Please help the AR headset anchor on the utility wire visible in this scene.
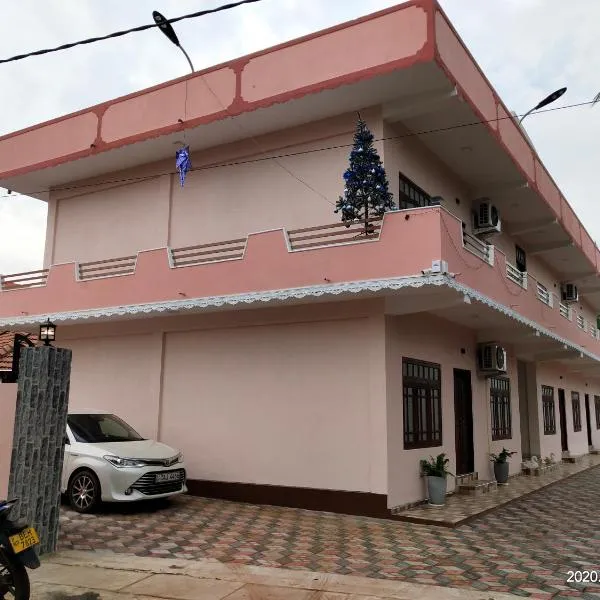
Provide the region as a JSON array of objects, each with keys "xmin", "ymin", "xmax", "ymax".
[
  {"xmin": 0, "ymin": 0, "xmax": 264, "ymax": 65},
  {"xmin": 0, "ymin": 97, "xmax": 594, "ymax": 200}
]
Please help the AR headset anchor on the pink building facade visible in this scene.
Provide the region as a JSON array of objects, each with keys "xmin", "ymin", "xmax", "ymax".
[{"xmin": 1, "ymin": 0, "xmax": 600, "ymax": 514}]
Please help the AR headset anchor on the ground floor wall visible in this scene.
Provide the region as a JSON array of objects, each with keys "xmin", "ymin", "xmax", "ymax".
[
  {"xmin": 385, "ymin": 313, "xmax": 522, "ymax": 508},
  {"xmin": 57, "ymin": 301, "xmax": 599, "ymax": 516},
  {"xmin": 61, "ymin": 300, "xmax": 389, "ymax": 510},
  {"xmin": 533, "ymin": 362, "xmax": 600, "ymax": 459}
]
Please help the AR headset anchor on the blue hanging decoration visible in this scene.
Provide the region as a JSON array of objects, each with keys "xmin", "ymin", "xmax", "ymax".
[{"xmin": 175, "ymin": 145, "xmax": 191, "ymax": 187}]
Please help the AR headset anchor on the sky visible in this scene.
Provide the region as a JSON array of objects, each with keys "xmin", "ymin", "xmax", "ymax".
[{"xmin": 0, "ymin": 0, "xmax": 599, "ymax": 273}]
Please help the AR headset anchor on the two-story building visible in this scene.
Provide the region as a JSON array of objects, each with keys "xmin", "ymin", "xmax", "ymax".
[{"xmin": 1, "ymin": 0, "xmax": 599, "ymax": 517}]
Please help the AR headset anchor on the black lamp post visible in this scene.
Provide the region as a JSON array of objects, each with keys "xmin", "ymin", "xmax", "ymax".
[
  {"xmin": 39, "ymin": 318, "xmax": 56, "ymax": 347},
  {"xmin": 519, "ymin": 87, "xmax": 567, "ymax": 123},
  {"xmin": 152, "ymin": 10, "xmax": 195, "ymax": 73}
]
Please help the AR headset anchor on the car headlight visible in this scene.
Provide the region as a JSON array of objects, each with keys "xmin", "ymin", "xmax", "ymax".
[{"xmin": 103, "ymin": 455, "xmax": 146, "ymax": 468}]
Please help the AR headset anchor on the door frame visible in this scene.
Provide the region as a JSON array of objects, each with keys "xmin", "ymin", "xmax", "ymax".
[
  {"xmin": 453, "ymin": 368, "xmax": 474, "ymax": 475},
  {"xmin": 585, "ymin": 394, "xmax": 593, "ymax": 448},
  {"xmin": 558, "ymin": 388, "xmax": 568, "ymax": 452}
]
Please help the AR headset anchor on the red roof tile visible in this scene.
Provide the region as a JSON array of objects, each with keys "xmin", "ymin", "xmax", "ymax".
[{"xmin": 0, "ymin": 331, "xmax": 38, "ymax": 370}]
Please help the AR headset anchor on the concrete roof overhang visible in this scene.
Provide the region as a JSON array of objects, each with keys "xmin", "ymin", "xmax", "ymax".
[{"xmin": 0, "ymin": 0, "xmax": 598, "ymax": 308}]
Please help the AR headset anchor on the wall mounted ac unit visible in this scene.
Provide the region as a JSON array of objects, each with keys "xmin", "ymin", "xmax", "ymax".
[
  {"xmin": 477, "ymin": 343, "xmax": 507, "ymax": 375},
  {"xmin": 473, "ymin": 200, "xmax": 501, "ymax": 235},
  {"xmin": 560, "ymin": 283, "xmax": 579, "ymax": 303}
]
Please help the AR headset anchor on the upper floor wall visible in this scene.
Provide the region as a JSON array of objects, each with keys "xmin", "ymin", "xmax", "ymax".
[{"xmin": 45, "ymin": 108, "xmax": 384, "ymax": 266}]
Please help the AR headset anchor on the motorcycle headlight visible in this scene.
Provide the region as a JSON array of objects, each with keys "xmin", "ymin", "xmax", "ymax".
[{"xmin": 103, "ymin": 455, "xmax": 146, "ymax": 468}]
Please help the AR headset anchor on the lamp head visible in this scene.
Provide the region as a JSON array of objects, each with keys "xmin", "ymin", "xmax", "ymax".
[{"xmin": 152, "ymin": 10, "xmax": 180, "ymax": 47}]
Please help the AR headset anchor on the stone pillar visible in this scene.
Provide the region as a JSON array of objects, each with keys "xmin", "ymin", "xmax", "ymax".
[{"xmin": 8, "ymin": 346, "xmax": 72, "ymax": 555}]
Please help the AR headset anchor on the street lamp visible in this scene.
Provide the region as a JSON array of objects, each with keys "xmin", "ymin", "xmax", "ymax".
[
  {"xmin": 152, "ymin": 10, "xmax": 195, "ymax": 73},
  {"xmin": 39, "ymin": 318, "xmax": 56, "ymax": 346},
  {"xmin": 519, "ymin": 87, "xmax": 567, "ymax": 123}
]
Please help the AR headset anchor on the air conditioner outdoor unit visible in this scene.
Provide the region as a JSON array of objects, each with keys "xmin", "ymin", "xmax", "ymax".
[
  {"xmin": 561, "ymin": 283, "xmax": 579, "ymax": 303},
  {"xmin": 477, "ymin": 343, "xmax": 507, "ymax": 375},
  {"xmin": 473, "ymin": 200, "xmax": 501, "ymax": 235}
]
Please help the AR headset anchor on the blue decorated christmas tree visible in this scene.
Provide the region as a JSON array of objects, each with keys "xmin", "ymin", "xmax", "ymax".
[{"xmin": 334, "ymin": 116, "xmax": 395, "ymax": 233}]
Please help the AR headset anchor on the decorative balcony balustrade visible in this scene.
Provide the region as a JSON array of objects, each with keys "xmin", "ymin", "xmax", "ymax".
[
  {"xmin": 287, "ymin": 217, "xmax": 383, "ymax": 251},
  {"xmin": 170, "ymin": 238, "xmax": 247, "ymax": 268},
  {"xmin": 78, "ymin": 256, "xmax": 136, "ymax": 280},
  {"xmin": 536, "ymin": 283, "xmax": 553, "ymax": 308},
  {"xmin": 559, "ymin": 302, "xmax": 572, "ymax": 321},
  {"xmin": 462, "ymin": 230, "xmax": 494, "ymax": 266},
  {"xmin": 0, "ymin": 269, "xmax": 48, "ymax": 290},
  {"xmin": 0, "ymin": 207, "xmax": 596, "ymax": 356},
  {"xmin": 506, "ymin": 262, "xmax": 528, "ymax": 289}
]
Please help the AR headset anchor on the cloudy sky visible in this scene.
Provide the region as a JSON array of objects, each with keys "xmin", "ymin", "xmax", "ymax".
[{"xmin": 0, "ymin": 0, "xmax": 598, "ymax": 273}]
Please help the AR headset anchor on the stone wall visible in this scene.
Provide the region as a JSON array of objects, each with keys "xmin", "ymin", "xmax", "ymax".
[{"xmin": 8, "ymin": 346, "xmax": 72, "ymax": 555}]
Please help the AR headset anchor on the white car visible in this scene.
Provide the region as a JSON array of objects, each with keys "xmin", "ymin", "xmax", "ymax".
[{"xmin": 62, "ymin": 411, "xmax": 187, "ymax": 513}]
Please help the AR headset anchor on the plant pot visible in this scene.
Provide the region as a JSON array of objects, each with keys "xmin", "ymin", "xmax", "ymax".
[
  {"xmin": 426, "ymin": 475, "xmax": 447, "ymax": 506},
  {"xmin": 494, "ymin": 461, "xmax": 509, "ymax": 484}
]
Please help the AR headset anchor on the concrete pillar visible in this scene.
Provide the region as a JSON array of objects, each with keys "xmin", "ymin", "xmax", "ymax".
[{"xmin": 8, "ymin": 346, "xmax": 72, "ymax": 555}]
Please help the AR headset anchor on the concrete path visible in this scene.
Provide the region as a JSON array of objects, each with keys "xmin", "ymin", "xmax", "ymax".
[{"xmin": 32, "ymin": 551, "xmax": 522, "ymax": 599}]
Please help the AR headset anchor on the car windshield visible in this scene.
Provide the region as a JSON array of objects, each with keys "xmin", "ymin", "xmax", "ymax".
[{"xmin": 67, "ymin": 414, "xmax": 144, "ymax": 443}]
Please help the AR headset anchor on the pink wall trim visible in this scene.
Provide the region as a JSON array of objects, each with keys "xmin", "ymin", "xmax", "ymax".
[
  {"xmin": 0, "ymin": 384, "xmax": 17, "ymax": 499},
  {"xmin": 0, "ymin": 112, "xmax": 97, "ymax": 175},
  {"xmin": 0, "ymin": 208, "xmax": 443, "ymax": 318},
  {"xmin": 240, "ymin": 6, "xmax": 428, "ymax": 103},
  {"xmin": 0, "ymin": 1, "xmax": 432, "ymax": 181},
  {"xmin": 434, "ymin": 11, "xmax": 497, "ymax": 131},
  {"xmin": 433, "ymin": 4, "xmax": 599, "ymax": 276},
  {"xmin": 497, "ymin": 105, "xmax": 535, "ymax": 181},
  {"xmin": 101, "ymin": 68, "xmax": 236, "ymax": 144},
  {"xmin": 2, "ymin": 207, "xmax": 600, "ymax": 357},
  {"xmin": 535, "ymin": 161, "xmax": 561, "ymax": 219}
]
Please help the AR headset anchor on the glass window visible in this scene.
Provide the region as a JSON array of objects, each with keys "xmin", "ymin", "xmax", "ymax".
[
  {"xmin": 490, "ymin": 377, "xmax": 512, "ymax": 440},
  {"xmin": 403, "ymin": 358, "xmax": 442, "ymax": 449},
  {"xmin": 542, "ymin": 385, "xmax": 556, "ymax": 435}
]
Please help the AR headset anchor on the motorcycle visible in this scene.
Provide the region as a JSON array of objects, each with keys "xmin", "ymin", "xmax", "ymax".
[{"xmin": 0, "ymin": 500, "xmax": 40, "ymax": 600}]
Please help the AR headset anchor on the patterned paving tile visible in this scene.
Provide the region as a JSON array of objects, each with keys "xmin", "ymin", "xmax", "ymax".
[
  {"xmin": 59, "ymin": 466, "xmax": 600, "ymax": 599},
  {"xmin": 397, "ymin": 455, "xmax": 600, "ymax": 525}
]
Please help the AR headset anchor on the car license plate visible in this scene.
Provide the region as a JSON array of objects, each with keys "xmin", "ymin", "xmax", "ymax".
[
  {"xmin": 9, "ymin": 527, "xmax": 39, "ymax": 554},
  {"xmin": 155, "ymin": 471, "xmax": 182, "ymax": 483}
]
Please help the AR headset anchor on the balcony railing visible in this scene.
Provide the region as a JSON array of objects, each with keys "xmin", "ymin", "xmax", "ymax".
[
  {"xmin": 536, "ymin": 283, "xmax": 553, "ymax": 307},
  {"xmin": 170, "ymin": 238, "xmax": 247, "ymax": 268},
  {"xmin": 0, "ymin": 269, "xmax": 49, "ymax": 290},
  {"xmin": 506, "ymin": 262, "xmax": 527, "ymax": 289},
  {"xmin": 78, "ymin": 256, "xmax": 136, "ymax": 280},
  {"xmin": 559, "ymin": 302, "xmax": 572, "ymax": 321},
  {"xmin": 462, "ymin": 230, "xmax": 494, "ymax": 266},
  {"xmin": 590, "ymin": 327, "xmax": 599, "ymax": 340},
  {"xmin": 287, "ymin": 217, "xmax": 382, "ymax": 251},
  {"xmin": 577, "ymin": 314, "xmax": 586, "ymax": 331}
]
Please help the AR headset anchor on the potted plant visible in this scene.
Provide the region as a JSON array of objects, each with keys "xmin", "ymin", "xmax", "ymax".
[
  {"xmin": 420, "ymin": 453, "xmax": 453, "ymax": 506},
  {"xmin": 490, "ymin": 448, "xmax": 516, "ymax": 484}
]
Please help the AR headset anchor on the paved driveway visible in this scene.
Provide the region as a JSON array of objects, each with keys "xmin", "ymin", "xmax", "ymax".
[{"xmin": 59, "ymin": 467, "xmax": 600, "ymax": 599}]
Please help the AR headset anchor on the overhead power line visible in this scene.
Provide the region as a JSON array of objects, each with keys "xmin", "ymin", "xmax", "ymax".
[
  {"xmin": 0, "ymin": 0, "xmax": 264, "ymax": 65},
  {"xmin": 0, "ymin": 97, "xmax": 594, "ymax": 201}
]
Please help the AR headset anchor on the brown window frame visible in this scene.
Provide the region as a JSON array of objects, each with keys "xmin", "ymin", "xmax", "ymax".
[
  {"xmin": 398, "ymin": 173, "xmax": 432, "ymax": 210},
  {"xmin": 595, "ymin": 395, "xmax": 600, "ymax": 430},
  {"xmin": 541, "ymin": 385, "xmax": 556, "ymax": 435},
  {"xmin": 402, "ymin": 358, "xmax": 442, "ymax": 450},
  {"xmin": 572, "ymin": 392, "xmax": 582, "ymax": 432},
  {"xmin": 490, "ymin": 377, "xmax": 512, "ymax": 441}
]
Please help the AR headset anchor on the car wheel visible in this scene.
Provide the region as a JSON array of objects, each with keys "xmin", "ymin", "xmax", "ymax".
[{"xmin": 68, "ymin": 470, "xmax": 101, "ymax": 514}]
